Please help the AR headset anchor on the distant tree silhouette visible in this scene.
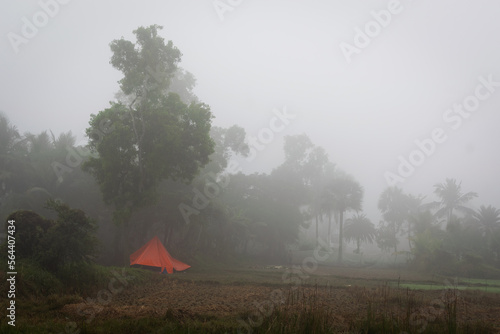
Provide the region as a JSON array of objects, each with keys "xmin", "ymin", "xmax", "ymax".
[
  {"xmin": 344, "ymin": 213, "xmax": 375, "ymax": 254},
  {"xmin": 432, "ymin": 178, "xmax": 477, "ymax": 226}
]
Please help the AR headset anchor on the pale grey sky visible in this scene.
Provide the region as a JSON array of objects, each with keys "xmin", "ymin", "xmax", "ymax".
[{"xmin": 2, "ymin": 0, "xmax": 500, "ymax": 222}]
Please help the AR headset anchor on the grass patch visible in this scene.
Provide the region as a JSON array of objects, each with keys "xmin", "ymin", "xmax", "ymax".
[
  {"xmin": 397, "ymin": 278, "xmax": 500, "ymax": 293},
  {"xmin": 456, "ymin": 277, "xmax": 500, "ymax": 286}
]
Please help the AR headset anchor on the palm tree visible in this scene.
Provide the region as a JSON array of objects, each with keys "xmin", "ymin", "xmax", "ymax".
[
  {"xmin": 0, "ymin": 115, "xmax": 19, "ymax": 194},
  {"xmin": 51, "ymin": 130, "xmax": 76, "ymax": 151},
  {"xmin": 474, "ymin": 205, "xmax": 500, "ymax": 237},
  {"xmin": 474, "ymin": 205, "xmax": 500, "ymax": 261},
  {"xmin": 433, "ymin": 178, "xmax": 477, "ymax": 226},
  {"xmin": 25, "ymin": 131, "xmax": 54, "ymax": 153},
  {"xmin": 0, "ymin": 113, "xmax": 22, "ymax": 155},
  {"xmin": 344, "ymin": 213, "xmax": 376, "ymax": 254},
  {"xmin": 325, "ymin": 174, "xmax": 363, "ymax": 262}
]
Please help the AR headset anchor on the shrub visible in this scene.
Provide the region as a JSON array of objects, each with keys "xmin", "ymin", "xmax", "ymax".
[
  {"xmin": 37, "ymin": 200, "xmax": 99, "ymax": 272},
  {"xmin": 3, "ymin": 210, "xmax": 52, "ymax": 258}
]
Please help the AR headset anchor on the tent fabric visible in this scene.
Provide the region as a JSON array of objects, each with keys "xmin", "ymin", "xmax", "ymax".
[{"xmin": 130, "ymin": 236, "xmax": 190, "ymax": 274}]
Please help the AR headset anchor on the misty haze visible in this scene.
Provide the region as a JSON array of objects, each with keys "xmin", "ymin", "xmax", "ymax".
[{"xmin": 1, "ymin": 1, "xmax": 500, "ymax": 333}]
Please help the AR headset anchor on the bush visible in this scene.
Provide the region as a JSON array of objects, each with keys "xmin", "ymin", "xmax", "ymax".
[
  {"xmin": 2, "ymin": 200, "xmax": 100, "ymax": 277},
  {"xmin": 37, "ymin": 200, "xmax": 99, "ymax": 272},
  {"xmin": 3, "ymin": 210, "xmax": 52, "ymax": 258}
]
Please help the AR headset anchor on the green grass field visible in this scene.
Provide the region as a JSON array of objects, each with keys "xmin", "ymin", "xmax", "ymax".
[{"xmin": 396, "ymin": 277, "xmax": 500, "ymax": 293}]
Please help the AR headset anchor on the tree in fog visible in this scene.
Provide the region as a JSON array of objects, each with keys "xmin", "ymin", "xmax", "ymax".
[
  {"xmin": 378, "ymin": 187, "xmax": 423, "ymax": 252},
  {"xmin": 408, "ymin": 210, "xmax": 445, "ymax": 270},
  {"xmin": 0, "ymin": 114, "xmax": 25, "ymax": 203},
  {"xmin": 473, "ymin": 205, "xmax": 500, "ymax": 237},
  {"xmin": 168, "ymin": 67, "xmax": 199, "ymax": 104},
  {"xmin": 404, "ymin": 194, "xmax": 426, "ymax": 250},
  {"xmin": 0, "ymin": 120, "xmax": 100, "ymax": 222},
  {"xmin": 432, "ymin": 178, "xmax": 477, "ymax": 227},
  {"xmin": 276, "ymin": 134, "xmax": 315, "ymax": 205},
  {"xmin": 344, "ymin": 213, "xmax": 375, "ymax": 254},
  {"xmin": 204, "ymin": 125, "xmax": 249, "ymax": 174},
  {"xmin": 325, "ymin": 174, "xmax": 363, "ymax": 262},
  {"xmin": 220, "ymin": 172, "xmax": 302, "ymax": 260},
  {"xmin": 50, "ymin": 130, "xmax": 76, "ymax": 151},
  {"xmin": 183, "ymin": 125, "xmax": 249, "ymax": 252},
  {"xmin": 378, "ymin": 187, "xmax": 405, "ymax": 253},
  {"xmin": 376, "ymin": 221, "xmax": 399, "ymax": 254},
  {"xmin": 0, "ymin": 113, "xmax": 21, "ymax": 154},
  {"xmin": 474, "ymin": 205, "xmax": 500, "ymax": 263},
  {"xmin": 83, "ymin": 25, "xmax": 214, "ymax": 261},
  {"xmin": 273, "ymin": 134, "xmax": 330, "ymax": 245}
]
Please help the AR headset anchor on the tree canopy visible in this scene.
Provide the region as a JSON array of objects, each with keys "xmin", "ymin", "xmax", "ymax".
[{"xmin": 83, "ymin": 26, "xmax": 215, "ymax": 226}]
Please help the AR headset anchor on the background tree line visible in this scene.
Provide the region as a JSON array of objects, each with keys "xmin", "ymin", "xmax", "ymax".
[{"xmin": 1, "ymin": 25, "xmax": 499, "ymax": 278}]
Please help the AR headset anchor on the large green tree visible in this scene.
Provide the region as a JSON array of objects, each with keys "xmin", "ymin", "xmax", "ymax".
[{"xmin": 83, "ymin": 25, "xmax": 214, "ymax": 261}]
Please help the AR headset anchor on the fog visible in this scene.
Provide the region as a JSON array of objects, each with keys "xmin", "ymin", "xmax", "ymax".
[{"xmin": 2, "ymin": 0, "xmax": 500, "ymax": 223}]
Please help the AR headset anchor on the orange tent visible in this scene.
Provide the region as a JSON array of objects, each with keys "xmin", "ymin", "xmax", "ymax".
[{"xmin": 129, "ymin": 236, "xmax": 190, "ymax": 274}]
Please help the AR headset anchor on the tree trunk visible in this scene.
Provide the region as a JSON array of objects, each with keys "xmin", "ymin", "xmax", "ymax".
[
  {"xmin": 327, "ymin": 212, "xmax": 332, "ymax": 245},
  {"xmin": 196, "ymin": 223, "xmax": 204, "ymax": 251},
  {"xmin": 113, "ymin": 223, "xmax": 123, "ymax": 264},
  {"xmin": 164, "ymin": 221, "xmax": 171, "ymax": 246},
  {"xmin": 338, "ymin": 210, "xmax": 344, "ymax": 263},
  {"xmin": 407, "ymin": 223, "xmax": 412, "ymax": 251},
  {"xmin": 128, "ymin": 99, "xmax": 145, "ymax": 194},
  {"xmin": 447, "ymin": 208, "xmax": 453, "ymax": 227},
  {"xmin": 315, "ymin": 214, "xmax": 319, "ymax": 247},
  {"xmin": 393, "ymin": 223, "xmax": 398, "ymax": 253},
  {"xmin": 123, "ymin": 219, "xmax": 131, "ymax": 265}
]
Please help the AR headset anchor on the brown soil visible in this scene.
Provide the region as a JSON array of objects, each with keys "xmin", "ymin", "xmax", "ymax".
[{"xmin": 60, "ymin": 266, "xmax": 500, "ymax": 331}]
